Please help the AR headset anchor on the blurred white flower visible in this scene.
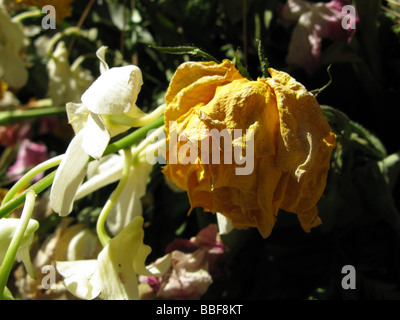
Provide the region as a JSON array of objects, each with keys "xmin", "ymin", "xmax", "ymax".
[
  {"xmin": 0, "ymin": 218, "xmax": 39, "ymax": 279},
  {"xmin": 46, "ymin": 41, "xmax": 94, "ymax": 106},
  {"xmin": 74, "ymin": 126, "xmax": 166, "ymax": 236},
  {"xmin": 56, "ymin": 216, "xmax": 171, "ymax": 300},
  {"xmin": 0, "ymin": 3, "xmax": 29, "ymax": 88}
]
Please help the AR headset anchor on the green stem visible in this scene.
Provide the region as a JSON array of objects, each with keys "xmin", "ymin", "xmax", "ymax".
[
  {"xmin": 11, "ymin": 9, "xmax": 42, "ymax": 23},
  {"xmin": 96, "ymin": 149, "xmax": 132, "ymax": 247},
  {"xmin": 1, "ymin": 155, "xmax": 63, "ymax": 206},
  {"xmin": 0, "ymin": 171, "xmax": 56, "ymax": 220},
  {"xmin": 0, "ymin": 190, "xmax": 36, "ymax": 300},
  {"xmin": 2, "ymin": 286, "xmax": 14, "ymax": 300},
  {"xmin": 102, "ymin": 116, "xmax": 164, "ymax": 158},
  {"xmin": 109, "ymin": 104, "xmax": 165, "ymax": 128},
  {"xmin": 0, "ymin": 106, "xmax": 66, "ymax": 126},
  {"xmin": 0, "ymin": 116, "xmax": 165, "ymax": 220},
  {"xmin": 46, "ymin": 27, "xmax": 83, "ymax": 58}
]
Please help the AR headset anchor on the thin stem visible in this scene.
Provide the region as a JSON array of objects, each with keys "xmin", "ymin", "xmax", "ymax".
[
  {"xmin": 2, "ymin": 155, "xmax": 63, "ymax": 206},
  {"xmin": 0, "ymin": 190, "xmax": 36, "ymax": 300},
  {"xmin": 133, "ymin": 125, "xmax": 165, "ymax": 163},
  {"xmin": 68, "ymin": 0, "xmax": 96, "ymax": 54},
  {"xmin": 46, "ymin": 27, "xmax": 83, "ymax": 58},
  {"xmin": 96, "ymin": 149, "xmax": 132, "ymax": 247},
  {"xmin": 102, "ymin": 116, "xmax": 164, "ymax": 157},
  {"xmin": 0, "ymin": 171, "xmax": 55, "ymax": 220},
  {"xmin": 0, "ymin": 106, "xmax": 66, "ymax": 126},
  {"xmin": 11, "ymin": 9, "xmax": 42, "ymax": 23}
]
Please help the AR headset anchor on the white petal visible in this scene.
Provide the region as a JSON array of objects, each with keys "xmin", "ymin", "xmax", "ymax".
[
  {"xmin": 86, "ymin": 152, "xmax": 122, "ymax": 179},
  {"xmin": 216, "ymin": 212, "xmax": 234, "ymax": 235},
  {"xmin": 81, "ymin": 112, "xmax": 110, "ymax": 160},
  {"xmin": 143, "ymin": 253, "xmax": 172, "ymax": 278},
  {"xmin": 106, "ymin": 161, "xmax": 154, "ymax": 236},
  {"xmin": 81, "ymin": 65, "xmax": 143, "ymax": 115},
  {"xmin": 75, "ymin": 153, "xmax": 124, "ymax": 200},
  {"xmin": 50, "ymin": 130, "xmax": 89, "ymax": 216},
  {"xmin": 95, "ymin": 216, "xmax": 149, "ymax": 300},
  {"xmin": 96, "ymin": 246, "xmax": 140, "ymax": 300},
  {"xmin": 95, "ymin": 218, "xmax": 143, "ymax": 300},
  {"xmin": 66, "ymin": 102, "xmax": 89, "ymax": 134},
  {"xmin": 56, "ymin": 260, "xmax": 100, "ymax": 300},
  {"xmin": 96, "ymin": 46, "xmax": 109, "ymax": 74}
]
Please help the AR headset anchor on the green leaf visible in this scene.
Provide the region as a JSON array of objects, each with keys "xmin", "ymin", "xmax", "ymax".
[
  {"xmin": 150, "ymin": 45, "xmax": 220, "ymax": 63},
  {"xmin": 256, "ymin": 39, "xmax": 270, "ymax": 78},
  {"xmin": 348, "ymin": 119, "xmax": 387, "ymax": 159},
  {"xmin": 320, "ymin": 105, "xmax": 352, "ymax": 138},
  {"xmin": 378, "ymin": 152, "xmax": 400, "ymax": 192},
  {"xmin": 233, "ymin": 49, "xmax": 252, "ymax": 80},
  {"xmin": 321, "ymin": 105, "xmax": 387, "ymax": 160}
]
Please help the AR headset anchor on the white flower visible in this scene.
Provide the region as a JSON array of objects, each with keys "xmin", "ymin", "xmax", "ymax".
[
  {"xmin": 46, "ymin": 41, "xmax": 94, "ymax": 106},
  {"xmin": 216, "ymin": 213, "xmax": 233, "ymax": 235},
  {"xmin": 50, "ymin": 46, "xmax": 158, "ymax": 217},
  {"xmin": 74, "ymin": 126, "xmax": 166, "ymax": 235},
  {"xmin": 0, "ymin": 218, "xmax": 39, "ymax": 278},
  {"xmin": 0, "ymin": 4, "xmax": 29, "ymax": 88},
  {"xmin": 56, "ymin": 216, "xmax": 171, "ymax": 300}
]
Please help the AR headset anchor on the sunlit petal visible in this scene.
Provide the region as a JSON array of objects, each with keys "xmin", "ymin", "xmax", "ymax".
[
  {"xmin": 56, "ymin": 260, "xmax": 100, "ymax": 300},
  {"xmin": 81, "ymin": 65, "xmax": 143, "ymax": 115},
  {"xmin": 96, "ymin": 216, "xmax": 154, "ymax": 300},
  {"xmin": 81, "ymin": 113, "xmax": 110, "ymax": 160},
  {"xmin": 66, "ymin": 102, "xmax": 89, "ymax": 135},
  {"xmin": 0, "ymin": 218, "xmax": 39, "ymax": 279},
  {"xmin": 106, "ymin": 160, "xmax": 153, "ymax": 236},
  {"xmin": 50, "ymin": 130, "xmax": 89, "ymax": 216},
  {"xmin": 75, "ymin": 153, "xmax": 124, "ymax": 201},
  {"xmin": 96, "ymin": 46, "xmax": 109, "ymax": 74}
]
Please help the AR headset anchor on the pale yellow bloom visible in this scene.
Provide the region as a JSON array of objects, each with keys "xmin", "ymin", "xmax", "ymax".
[
  {"xmin": 56, "ymin": 216, "xmax": 171, "ymax": 300},
  {"xmin": 46, "ymin": 41, "xmax": 94, "ymax": 106},
  {"xmin": 0, "ymin": 4, "xmax": 29, "ymax": 88}
]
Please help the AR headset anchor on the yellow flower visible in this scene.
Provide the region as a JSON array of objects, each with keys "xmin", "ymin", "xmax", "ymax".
[
  {"xmin": 16, "ymin": 0, "xmax": 74, "ymax": 24},
  {"xmin": 162, "ymin": 59, "xmax": 336, "ymax": 238}
]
